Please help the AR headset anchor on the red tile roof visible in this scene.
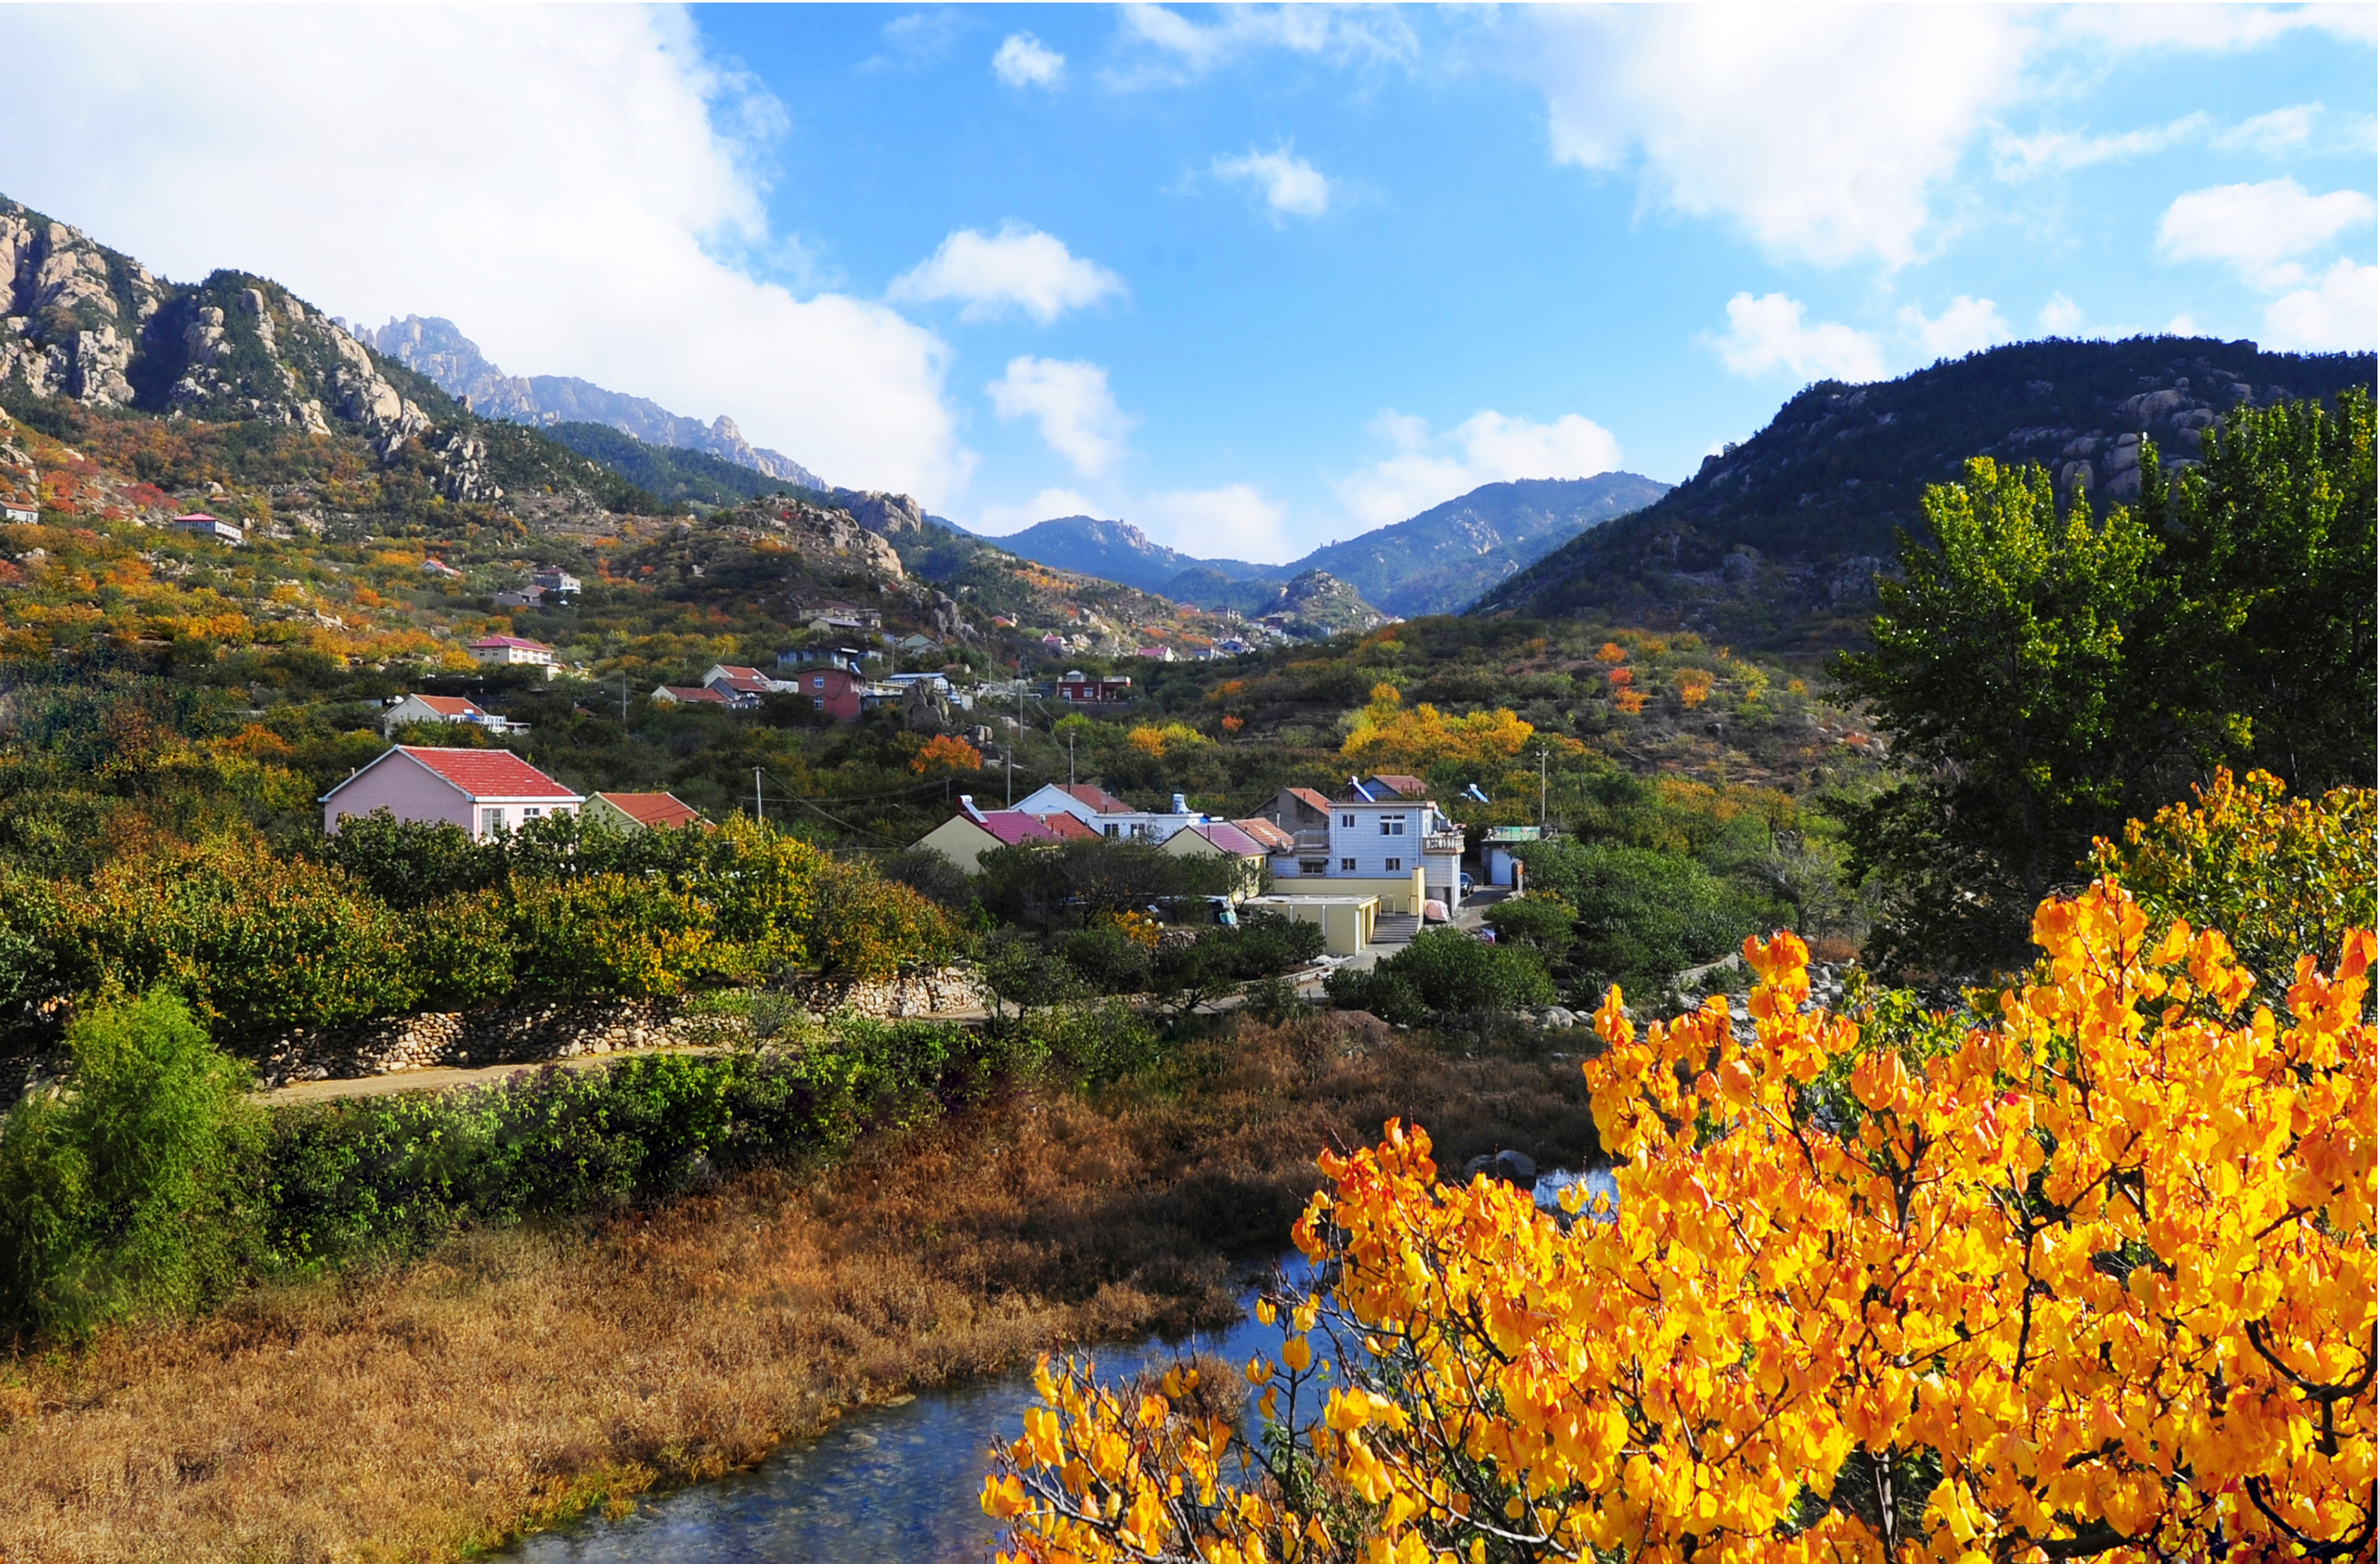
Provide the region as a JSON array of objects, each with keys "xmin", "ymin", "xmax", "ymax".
[
  {"xmin": 974, "ymin": 810, "xmax": 1061, "ymax": 847},
  {"xmin": 657, "ymin": 685, "xmax": 730, "ymax": 704},
  {"xmin": 1037, "ymin": 811, "xmax": 1099, "ymax": 840},
  {"xmin": 1235, "ymin": 816, "xmax": 1297, "ymax": 852},
  {"xmin": 409, "ymin": 695, "xmax": 486, "ymax": 717},
  {"xmin": 1286, "ymin": 787, "xmax": 1334, "ymax": 816},
  {"xmin": 470, "ymin": 634, "xmax": 554, "ymax": 652},
  {"xmin": 1060, "ymin": 782, "xmax": 1131, "ymax": 814},
  {"xmin": 1366, "ymin": 774, "xmax": 1428, "ymax": 798},
  {"xmin": 594, "ymin": 792, "xmax": 708, "ymax": 829},
  {"xmin": 395, "ymin": 746, "xmax": 579, "ymax": 800},
  {"xmin": 1190, "ymin": 821, "xmax": 1267, "ymax": 856}
]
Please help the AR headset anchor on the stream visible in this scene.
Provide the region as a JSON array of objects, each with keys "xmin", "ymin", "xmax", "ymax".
[{"xmin": 501, "ymin": 1169, "xmax": 1617, "ymax": 1564}]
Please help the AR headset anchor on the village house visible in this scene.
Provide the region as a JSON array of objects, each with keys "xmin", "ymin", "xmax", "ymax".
[
  {"xmin": 532, "ymin": 566, "xmax": 581, "ymax": 596},
  {"xmin": 468, "ymin": 634, "xmax": 558, "ymax": 678},
  {"xmin": 2, "ymin": 500, "xmax": 38, "ymax": 524},
  {"xmin": 782, "ymin": 663, "xmax": 870, "ymax": 721},
  {"xmin": 419, "ymin": 557, "xmax": 461, "ymax": 577},
  {"xmin": 701, "ymin": 663, "xmax": 790, "ymax": 707},
  {"xmin": 379, "ymin": 693, "xmax": 522, "ymax": 738},
  {"xmin": 909, "ymin": 797, "xmax": 1090, "ymax": 872},
  {"xmin": 1256, "ymin": 782, "xmax": 1465, "ymax": 916},
  {"xmin": 583, "ymin": 791, "xmax": 709, "ymax": 833},
  {"xmin": 168, "ymin": 512, "xmax": 243, "ymax": 545},
  {"xmin": 1055, "ymin": 670, "xmax": 1133, "ymax": 705},
  {"xmin": 1161, "ymin": 819, "xmax": 1270, "ymax": 898},
  {"xmin": 650, "ymin": 684, "xmax": 731, "ymax": 706},
  {"xmin": 320, "ymin": 746, "xmax": 583, "ymax": 842}
]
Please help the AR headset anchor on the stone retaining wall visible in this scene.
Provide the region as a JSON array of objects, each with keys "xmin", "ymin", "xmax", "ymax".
[
  {"xmin": 259, "ymin": 998, "xmax": 704, "ymax": 1088},
  {"xmin": 779, "ymin": 965, "xmax": 985, "ymax": 1020}
]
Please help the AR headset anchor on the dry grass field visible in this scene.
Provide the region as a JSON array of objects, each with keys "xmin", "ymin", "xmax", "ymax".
[{"xmin": 0, "ymin": 1014, "xmax": 1601, "ymax": 1564}]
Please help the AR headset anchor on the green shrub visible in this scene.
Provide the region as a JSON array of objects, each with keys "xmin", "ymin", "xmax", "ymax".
[
  {"xmin": 1241, "ymin": 976, "xmax": 1307, "ymax": 1026},
  {"xmin": 67, "ymin": 837, "xmax": 420, "ymax": 1042},
  {"xmin": 505, "ymin": 874, "xmax": 716, "ymax": 998},
  {"xmin": 1481, "ymin": 892, "xmax": 1578, "ymax": 956},
  {"xmin": 405, "ymin": 890, "xmax": 516, "ymax": 1011},
  {"xmin": 1323, "ymin": 966, "xmax": 1428, "ymax": 1028},
  {"xmin": 1378, "ymin": 928, "xmax": 1556, "ymax": 1014},
  {"xmin": 1061, "ymin": 922, "xmax": 1154, "ymax": 994},
  {"xmin": 0, "ymin": 989, "xmax": 262, "ymax": 1342},
  {"xmin": 1514, "ymin": 839, "xmax": 1785, "ymax": 989}
]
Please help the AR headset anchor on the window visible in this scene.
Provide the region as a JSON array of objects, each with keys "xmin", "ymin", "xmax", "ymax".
[
  {"xmin": 1384, "ymin": 858, "xmax": 1401, "ymax": 872},
  {"xmin": 1341, "ymin": 814, "xmax": 1356, "ymax": 828},
  {"xmin": 1105, "ymin": 823, "xmax": 1120, "ymax": 838},
  {"xmin": 812, "ymin": 676, "xmax": 825, "ymax": 690},
  {"xmin": 481, "ymin": 807, "xmax": 503, "ymax": 834},
  {"xmin": 1380, "ymin": 815, "xmax": 1407, "ymax": 836},
  {"xmin": 1340, "ymin": 858, "xmax": 1358, "ymax": 873},
  {"xmin": 1299, "ymin": 860, "xmax": 1327, "ymax": 875},
  {"xmin": 523, "ymin": 807, "xmax": 542, "ymax": 820}
]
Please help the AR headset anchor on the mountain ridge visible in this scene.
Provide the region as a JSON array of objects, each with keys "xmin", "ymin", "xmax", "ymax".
[
  {"xmin": 362, "ymin": 315, "xmax": 827, "ymax": 491},
  {"xmin": 983, "ymin": 471, "xmax": 1670, "ymax": 620},
  {"xmin": 1477, "ymin": 336, "xmax": 2378, "ymax": 652}
]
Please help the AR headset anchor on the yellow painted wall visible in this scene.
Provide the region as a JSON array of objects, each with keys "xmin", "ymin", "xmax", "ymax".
[{"xmin": 912, "ymin": 815, "xmax": 1003, "ymax": 873}]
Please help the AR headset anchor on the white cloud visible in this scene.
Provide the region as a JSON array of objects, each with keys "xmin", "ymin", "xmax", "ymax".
[
  {"xmin": 1701, "ymin": 293, "xmax": 1888, "ymax": 383},
  {"xmin": 2167, "ymin": 313, "xmax": 2203, "ymax": 336},
  {"xmin": 2262, "ymin": 260, "xmax": 2379, "ymax": 351},
  {"xmin": 889, "ymin": 223, "xmax": 1126, "ymax": 324},
  {"xmin": 2215, "ymin": 102, "xmax": 2320, "ymax": 154},
  {"xmin": 1335, "ymin": 409, "xmax": 1624, "ymax": 530},
  {"xmin": 987, "ymin": 357, "xmax": 1136, "ymax": 477},
  {"xmin": 1108, "ymin": 4, "xmax": 1415, "ymax": 87},
  {"xmin": 1136, "ymin": 483, "xmax": 1293, "ymax": 562},
  {"xmin": 2039, "ymin": 293, "xmax": 2087, "ymax": 334},
  {"xmin": 975, "ymin": 487, "xmax": 1102, "ymax": 535},
  {"xmin": 2060, "ymin": 5, "xmax": 2377, "ymax": 51},
  {"xmin": 2158, "ymin": 178, "xmax": 2376, "ymax": 288},
  {"xmin": 993, "ymin": 33, "xmax": 1066, "ymax": 89},
  {"xmin": 1212, "ymin": 146, "xmax": 1333, "ymax": 221},
  {"xmin": 1513, "ymin": 7, "xmax": 2031, "ymax": 267},
  {"xmin": 1899, "ymin": 296, "xmax": 2013, "ymax": 360},
  {"xmin": 1992, "ymin": 114, "xmax": 2210, "ymax": 178},
  {"xmin": 0, "ymin": 6, "xmax": 971, "ymax": 502}
]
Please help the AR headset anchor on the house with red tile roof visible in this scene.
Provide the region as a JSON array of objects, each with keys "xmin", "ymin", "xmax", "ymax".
[
  {"xmin": 380, "ymin": 693, "xmax": 520, "ymax": 738},
  {"xmin": 321, "ymin": 746, "xmax": 582, "ymax": 842},
  {"xmin": 701, "ymin": 663, "xmax": 792, "ymax": 707},
  {"xmin": 651, "ymin": 684, "xmax": 732, "ymax": 706},
  {"xmin": 466, "ymin": 632, "xmax": 554, "ymax": 666},
  {"xmin": 1163, "ymin": 819, "xmax": 1270, "ymax": 897},
  {"xmin": 1012, "ymin": 781, "xmax": 1133, "ymax": 826},
  {"xmin": 584, "ymin": 791, "xmax": 709, "ymax": 834}
]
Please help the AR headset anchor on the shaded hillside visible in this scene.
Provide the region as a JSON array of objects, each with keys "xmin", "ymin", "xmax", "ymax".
[
  {"xmin": 540, "ymin": 420, "xmax": 791, "ymax": 511},
  {"xmin": 984, "ymin": 473, "xmax": 1666, "ymax": 621},
  {"xmin": 1478, "ymin": 337, "xmax": 2376, "ymax": 652}
]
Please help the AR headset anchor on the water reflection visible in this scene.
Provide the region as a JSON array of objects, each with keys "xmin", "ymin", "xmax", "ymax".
[{"xmin": 503, "ymin": 1169, "xmax": 1618, "ymax": 1563}]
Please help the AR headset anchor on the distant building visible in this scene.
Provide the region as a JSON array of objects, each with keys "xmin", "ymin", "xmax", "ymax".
[
  {"xmin": 2, "ymin": 501, "xmax": 38, "ymax": 524},
  {"xmin": 321, "ymin": 746, "xmax": 582, "ymax": 842},
  {"xmin": 584, "ymin": 791, "xmax": 709, "ymax": 833},
  {"xmin": 778, "ymin": 645, "xmax": 869, "ymax": 674},
  {"xmin": 1161, "ymin": 819, "xmax": 1269, "ymax": 898},
  {"xmin": 701, "ymin": 663, "xmax": 788, "ymax": 707},
  {"xmin": 1254, "ymin": 783, "xmax": 1461, "ymax": 915},
  {"xmin": 1056, "ymin": 670, "xmax": 1133, "ymax": 705},
  {"xmin": 380, "ymin": 693, "xmax": 521, "ymax": 738},
  {"xmin": 468, "ymin": 634, "xmax": 557, "ymax": 675},
  {"xmin": 420, "ymin": 557, "xmax": 462, "ymax": 577},
  {"xmin": 651, "ymin": 684, "xmax": 731, "ymax": 706},
  {"xmin": 784, "ymin": 664, "xmax": 870, "ymax": 722},
  {"xmin": 1012, "ymin": 781, "xmax": 1133, "ymax": 828},
  {"xmin": 492, "ymin": 587, "xmax": 545, "ymax": 609},
  {"xmin": 168, "ymin": 512, "xmax": 243, "ymax": 545},
  {"xmin": 1135, "ymin": 645, "xmax": 1174, "ymax": 662},
  {"xmin": 893, "ymin": 632, "xmax": 940, "ymax": 655},
  {"xmin": 532, "ymin": 567, "xmax": 582, "ymax": 596},
  {"xmin": 909, "ymin": 797, "xmax": 1072, "ymax": 872},
  {"xmin": 797, "ymin": 601, "xmax": 882, "ymax": 633}
]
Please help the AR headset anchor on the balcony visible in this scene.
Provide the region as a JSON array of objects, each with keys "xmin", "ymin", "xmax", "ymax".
[
  {"xmin": 1423, "ymin": 830, "xmax": 1465, "ymax": 853},
  {"xmin": 1290, "ymin": 829, "xmax": 1331, "ymax": 854}
]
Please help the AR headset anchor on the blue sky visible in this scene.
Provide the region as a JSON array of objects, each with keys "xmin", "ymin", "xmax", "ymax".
[{"xmin": 0, "ymin": 5, "xmax": 2373, "ymax": 560}]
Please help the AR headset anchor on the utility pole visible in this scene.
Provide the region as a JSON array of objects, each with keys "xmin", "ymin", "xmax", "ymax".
[
  {"xmin": 1068, "ymin": 728, "xmax": 1076, "ymax": 787},
  {"xmin": 620, "ymin": 671, "xmax": 628, "ymax": 725},
  {"xmin": 1538, "ymin": 747, "xmax": 1548, "ymax": 832},
  {"xmin": 1008, "ymin": 666, "xmax": 1023, "ymax": 806},
  {"xmin": 754, "ymin": 766, "xmax": 763, "ymax": 825}
]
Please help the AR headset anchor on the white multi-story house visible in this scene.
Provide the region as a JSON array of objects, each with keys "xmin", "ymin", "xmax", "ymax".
[
  {"xmin": 468, "ymin": 634, "xmax": 557, "ymax": 675},
  {"xmin": 1259, "ymin": 781, "xmax": 1465, "ymax": 915}
]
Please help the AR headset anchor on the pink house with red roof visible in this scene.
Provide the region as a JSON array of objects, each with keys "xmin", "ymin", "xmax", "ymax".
[{"xmin": 320, "ymin": 745, "xmax": 584, "ymax": 841}]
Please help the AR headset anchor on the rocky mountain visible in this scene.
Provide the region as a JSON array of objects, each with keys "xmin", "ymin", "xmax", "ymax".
[
  {"xmin": 364, "ymin": 315, "xmax": 826, "ymax": 490},
  {"xmin": 983, "ymin": 472, "xmax": 1667, "ymax": 621},
  {"xmin": 1254, "ymin": 569, "xmax": 1385, "ymax": 638},
  {"xmin": 1477, "ymin": 337, "xmax": 2378, "ymax": 652},
  {"xmin": 0, "ymin": 196, "xmax": 434, "ymax": 458}
]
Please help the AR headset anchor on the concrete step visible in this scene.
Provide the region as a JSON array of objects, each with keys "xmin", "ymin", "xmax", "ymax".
[{"xmin": 1368, "ymin": 913, "xmax": 1421, "ymax": 949}]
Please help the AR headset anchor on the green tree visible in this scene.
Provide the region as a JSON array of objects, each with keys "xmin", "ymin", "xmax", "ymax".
[
  {"xmin": 1482, "ymin": 890, "xmax": 1578, "ymax": 956},
  {"xmin": 0, "ymin": 989, "xmax": 262, "ymax": 1341},
  {"xmin": 1373, "ymin": 927, "xmax": 1554, "ymax": 1014}
]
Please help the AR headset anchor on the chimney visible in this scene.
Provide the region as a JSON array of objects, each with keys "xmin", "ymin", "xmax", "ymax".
[{"xmin": 959, "ymin": 794, "xmax": 985, "ymax": 823}]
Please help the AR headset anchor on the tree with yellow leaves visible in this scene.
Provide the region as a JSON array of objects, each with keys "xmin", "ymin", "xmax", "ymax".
[
  {"xmin": 987, "ymin": 876, "xmax": 2375, "ymax": 1562},
  {"xmin": 1342, "ymin": 685, "xmax": 1574, "ymax": 774}
]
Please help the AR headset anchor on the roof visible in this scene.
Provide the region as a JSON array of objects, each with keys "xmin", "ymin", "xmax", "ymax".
[
  {"xmin": 404, "ymin": 695, "xmax": 486, "ymax": 717},
  {"xmin": 322, "ymin": 745, "xmax": 579, "ymax": 804},
  {"xmin": 1235, "ymin": 817, "xmax": 1297, "ymax": 852},
  {"xmin": 656, "ymin": 685, "xmax": 730, "ymax": 704},
  {"xmin": 712, "ymin": 664, "xmax": 766, "ymax": 680},
  {"xmin": 971, "ymin": 810, "xmax": 1061, "ymax": 847},
  {"xmin": 470, "ymin": 634, "xmax": 554, "ymax": 653},
  {"xmin": 1286, "ymin": 787, "xmax": 1335, "ymax": 816},
  {"xmin": 708, "ymin": 668, "xmax": 774, "ymax": 693},
  {"xmin": 1191, "ymin": 821, "xmax": 1267, "ymax": 856},
  {"xmin": 1037, "ymin": 812, "xmax": 1099, "ymax": 840},
  {"xmin": 594, "ymin": 792, "xmax": 707, "ymax": 829},
  {"xmin": 1366, "ymin": 774, "xmax": 1428, "ymax": 798},
  {"xmin": 170, "ymin": 512, "xmax": 220, "ymax": 523},
  {"xmin": 1059, "ymin": 782, "xmax": 1132, "ymax": 814}
]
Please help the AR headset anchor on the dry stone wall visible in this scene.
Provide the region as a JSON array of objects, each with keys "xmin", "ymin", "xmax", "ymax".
[{"xmin": 258, "ymin": 998, "xmax": 707, "ymax": 1088}]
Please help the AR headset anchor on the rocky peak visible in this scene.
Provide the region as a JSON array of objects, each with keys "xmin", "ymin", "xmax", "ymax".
[{"xmin": 833, "ymin": 488, "xmax": 931, "ymax": 538}]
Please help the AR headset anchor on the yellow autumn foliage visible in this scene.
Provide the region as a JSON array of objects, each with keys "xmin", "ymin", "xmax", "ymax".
[
  {"xmin": 1340, "ymin": 686, "xmax": 1577, "ymax": 773},
  {"xmin": 987, "ymin": 876, "xmax": 2376, "ymax": 1564}
]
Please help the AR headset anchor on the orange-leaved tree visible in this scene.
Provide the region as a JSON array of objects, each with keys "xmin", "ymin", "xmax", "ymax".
[
  {"xmin": 913, "ymin": 733, "xmax": 985, "ymax": 774},
  {"xmin": 986, "ymin": 882, "xmax": 2375, "ymax": 1562}
]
